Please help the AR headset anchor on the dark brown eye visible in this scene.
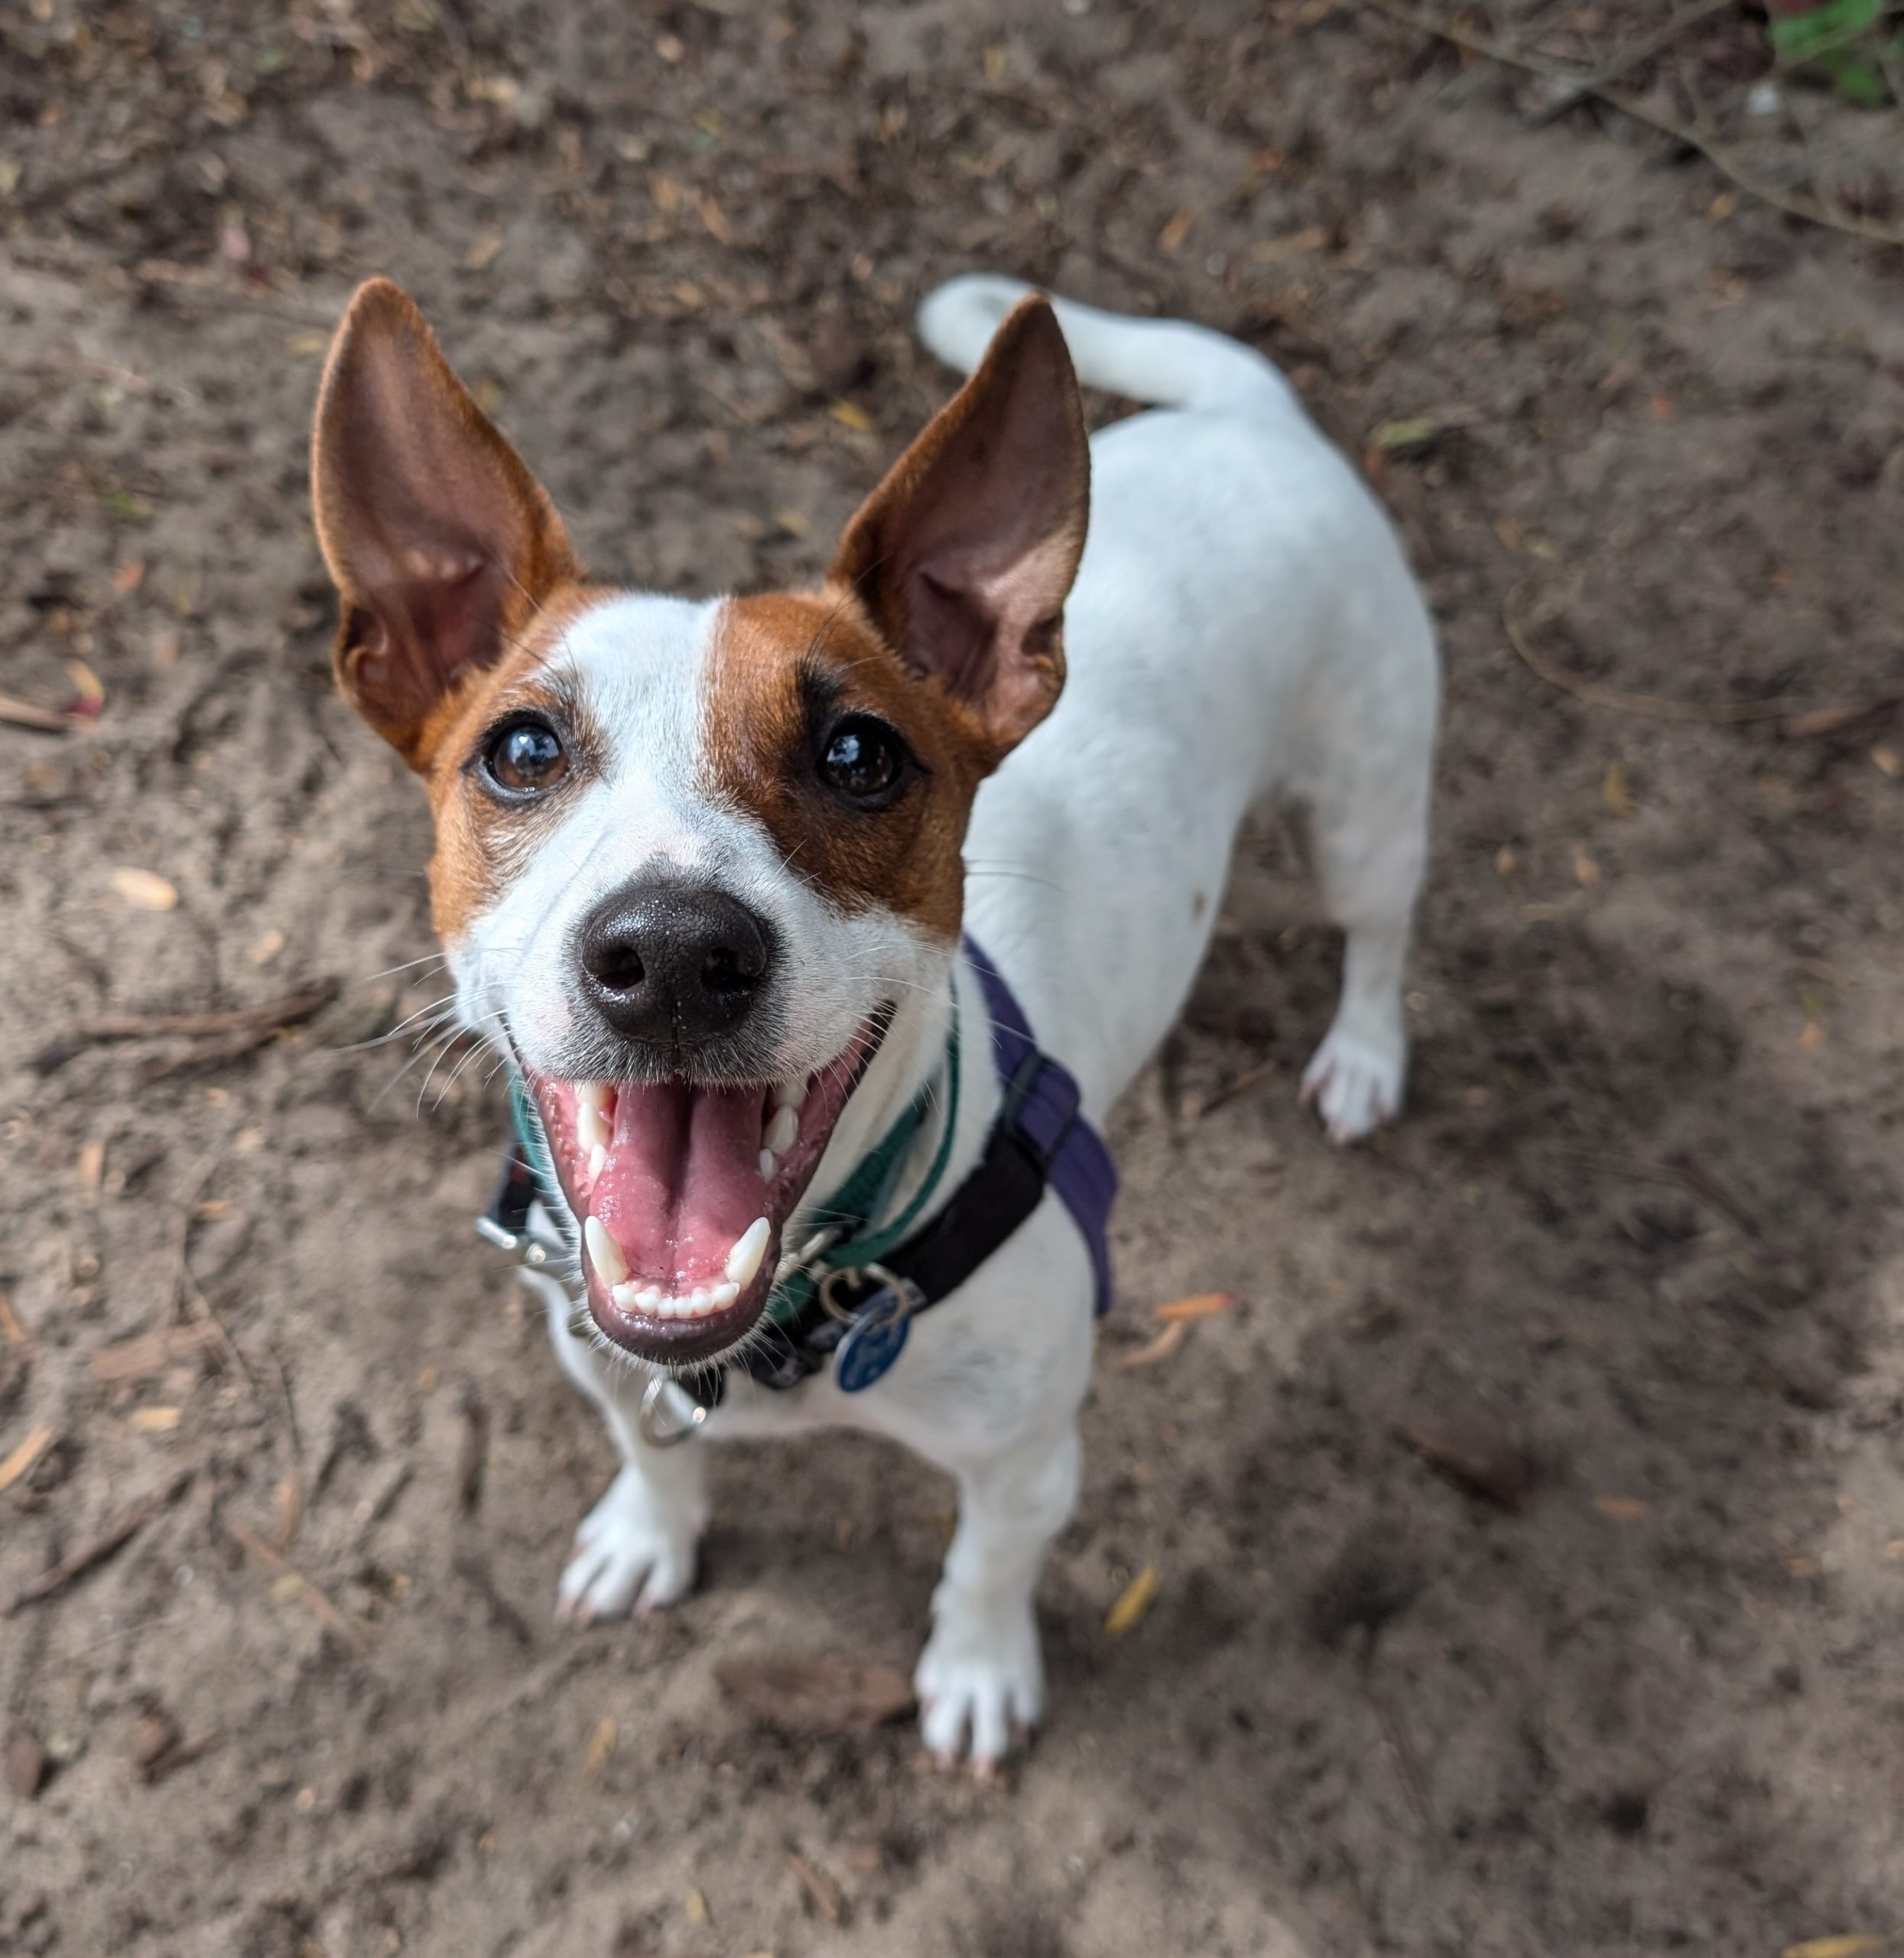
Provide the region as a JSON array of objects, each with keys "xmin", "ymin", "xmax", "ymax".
[
  {"xmin": 483, "ymin": 717, "xmax": 567, "ymax": 795},
  {"xmin": 820, "ymin": 717, "xmax": 908, "ymax": 804}
]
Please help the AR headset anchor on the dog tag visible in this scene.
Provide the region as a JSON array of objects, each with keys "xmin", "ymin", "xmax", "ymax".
[{"xmin": 833, "ymin": 1285, "xmax": 915, "ymax": 1394}]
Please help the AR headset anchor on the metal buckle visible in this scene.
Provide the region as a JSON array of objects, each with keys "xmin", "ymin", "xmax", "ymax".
[{"xmin": 638, "ymin": 1374, "xmax": 711, "ymax": 1449}]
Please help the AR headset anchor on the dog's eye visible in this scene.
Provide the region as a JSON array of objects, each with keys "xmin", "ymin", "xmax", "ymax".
[
  {"xmin": 483, "ymin": 717, "xmax": 568, "ymax": 795},
  {"xmin": 819, "ymin": 717, "xmax": 908, "ymax": 803}
]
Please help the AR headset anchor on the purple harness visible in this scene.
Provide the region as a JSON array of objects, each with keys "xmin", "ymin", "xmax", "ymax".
[{"xmin": 964, "ymin": 938, "xmax": 1119, "ymax": 1316}]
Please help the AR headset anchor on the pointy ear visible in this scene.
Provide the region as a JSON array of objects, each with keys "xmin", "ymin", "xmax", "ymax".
[
  {"xmin": 310, "ymin": 278, "xmax": 580, "ymax": 768},
  {"xmin": 830, "ymin": 295, "xmax": 1089, "ymax": 763}
]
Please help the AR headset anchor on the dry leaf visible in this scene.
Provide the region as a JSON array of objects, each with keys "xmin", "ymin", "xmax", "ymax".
[
  {"xmin": 1781, "ymin": 1940, "xmax": 1892, "ymax": 1958},
  {"xmin": 109, "ymin": 867, "xmax": 179, "ymax": 911},
  {"xmin": 1603, "ymin": 760, "xmax": 1634, "ymax": 816},
  {"xmin": 76, "ymin": 1139, "xmax": 106, "ymax": 1194},
  {"xmin": 1873, "ymin": 745, "xmax": 1901, "ymax": 778},
  {"xmin": 830, "ymin": 399, "xmax": 873, "ymax": 432},
  {"xmin": 684, "ymin": 1889, "xmax": 709, "ymax": 1924},
  {"xmin": 286, "ymin": 330, "xmax": 328, "ymax": 356},
  {"xmin": 785, "ymin": 1852, "xmax": 844, "ymax": 1926},
  {"xmin": 1399, "ymin": 1408, "xmax": 1536, "ymax": 1510},
  {"xmin": 464, "ymin": 230, "xmax": 505, "ymax": 270},
  {"xmin": 67, "ymin": 660, "xmax": 105, "ymax": 714},
  {"xmin": 583, "ymin": 1713, "xmax": 617, "ymax": 1781},
  {"xmin": 0, "ymin": 1293, "xmax": 25, "ymax": 1346},
  {"xmin": 1105, "ymin": 1565, "xmax": 1160, "ymax": 1636},
  {"xmin": 112, "ymin": 558, "xmax": 147, "ymax": 595},
  {"xmin": 1249, "ymin": 225, "xmax": 1328, "ymax": 264},
  {"xmin": 89, "ymin": 1323, "xmax": 217, "ymax": 1384},
  {"xmin": 1157, "ymin": 207, "xmax": 1195, "ymax": 252},
  {"xmin": 249, "ymin": 928, "xmax": 286, "ymax": 967},
  {"xmin": 1155, "ymin": 1291, "xmax": 1239, "ymax": 1322},
  {"xmin": 1594, "ymin": 1495, "xmax": 1649, "ymax": 1522},
  {"xmin": 0, "ymin": 1426, "xmax": 54, "ymax": 1495},
  {"xmin": 1118, "ymin": 1320, "xmax": 1188, "ymax": 1370},
  {"xmin": 130, "ymin": 1407, "xmax": 182, "ymax": 1434},
  {"xmin": 1572, "ymin": 846, "xmax": 1601, "ymax": 888}
]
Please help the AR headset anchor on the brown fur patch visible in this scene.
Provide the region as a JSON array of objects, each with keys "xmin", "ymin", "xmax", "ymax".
[
  {"xmin": 703, "ymin": 590, "xmax": 997, "ymax": 944},
  {"xmin": 417, "ymin": 583, "xmax": 614, "ymax": 945}
]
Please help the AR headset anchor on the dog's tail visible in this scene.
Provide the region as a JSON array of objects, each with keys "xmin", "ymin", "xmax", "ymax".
[{"xmin": 917, "ymin": 273, "xmax": 1296, "ymax": 417}]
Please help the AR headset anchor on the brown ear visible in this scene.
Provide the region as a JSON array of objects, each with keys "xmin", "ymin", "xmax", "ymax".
[
  {"xmin": 830, "ymin": 295, "xmax": 1089, "ymax": 761},
  {"xmin": 310, "ymin": 278, "xmax": 580, "ymax": 767}
]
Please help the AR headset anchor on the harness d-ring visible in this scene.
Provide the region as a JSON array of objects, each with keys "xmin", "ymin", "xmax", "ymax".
[
  {"xmin": 817, "ymin": 1259, "xmax": 913, "ymax": 1326},
  {"xmin": 638, "ymin": 1374, "xmax": 710, "ymax": 1449}
]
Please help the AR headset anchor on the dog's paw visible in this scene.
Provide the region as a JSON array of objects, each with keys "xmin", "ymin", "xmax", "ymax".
[
  {"xmin": 555, "ymin": 1466, "xmax": 702, "ymax": 1624},
  {"xmin": 1300, "ymin": 1025, "xmax": 1404, "ymax": 1144},
  {"xmin": 915, "ymin": 1599, "xmax": 1044, "ymax": 1771}
]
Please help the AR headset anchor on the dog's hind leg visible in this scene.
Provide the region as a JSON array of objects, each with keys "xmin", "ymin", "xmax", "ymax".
[
  {"xmin": 530, "ymin": 1270, "xmax": 710, "ymax": 1621},
  {"xmin": 1298, "ymin": 736, "xmax": 1430, "ymax": 1143}
]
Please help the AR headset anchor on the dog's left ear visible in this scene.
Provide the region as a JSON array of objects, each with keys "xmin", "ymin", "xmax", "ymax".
[
  {"xmin": 831, "ymin": 295, "xmax": 1088, "ymax": 763},
  {"xmin": 310, "ymin": 278, "xmax": 580, "ymax": 767}
]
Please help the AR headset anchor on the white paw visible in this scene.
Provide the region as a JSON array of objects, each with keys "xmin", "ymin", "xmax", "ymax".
[
  {"xmin": 915, "ymin": 1596, "xmax": 1044, "ymax": 1770},
  {"xmin": 556, "ymin": 1465, "xmax": 703, "ymax": 1623},
  {"xmin": 1301, "ymin": 1024, "xmax": 1405, "ymax": 1143}
]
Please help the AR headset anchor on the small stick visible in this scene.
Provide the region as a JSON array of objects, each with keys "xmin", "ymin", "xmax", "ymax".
[
  {"xmin": 4, "ymin": 1471, "xmax": 193, "ymax": 1615},
  {"xmin": 225, "ymin": 1523, "xmax": 370, "ymax": 1657},
  {"xmin": 33, "ymin": 981, "xmax": 339, "ymax": 1076},
  {"xmin": 1192, "ymin": 1057, "xmax": 1279, "ymax": 1119},
  {"xmin": 1354, "ymin": 0, "xmax": 1904, "ymax": 249},
  {"xmin": 1504, "ymin": 579, "xmax": 1802, "ymax": 725},
  {"xmin": 0, "ymin": 692, "xmax": 72, "ymax": 733}
]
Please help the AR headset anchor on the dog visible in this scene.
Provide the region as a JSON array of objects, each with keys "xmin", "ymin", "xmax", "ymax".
[{"xmin": 309, "ymin": 272, "xmax": 1438, "ymax": 1766}]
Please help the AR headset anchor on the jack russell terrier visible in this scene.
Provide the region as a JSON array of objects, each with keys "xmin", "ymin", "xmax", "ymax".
[{"xmin": 310, "ymin": 272, "xmax": 1438, "ymax": 1767}]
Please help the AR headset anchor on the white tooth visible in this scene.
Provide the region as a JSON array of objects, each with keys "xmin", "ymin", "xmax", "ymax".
[
  {"xmin": 577, "ymin": 1081, "xmax": 610, "ymax": 1112},
  {"xmin": 765, "ymin": 1106, "xmax": 798, "ymax": 1156},
  {"xmin": 584, "ymin": 1215, "xmax": 629, "ymax": 1287},
  {"xmin": 759, "ymin": 1149, "xmax": 778, "ymax": 1181},
  {"xmin": 586, "ymin": 1143, "xmax": 606, "ymax": 1182},
  {"xmin": 775, "ymin": 1079, "xmax": 806, "ymax": 1113},
  {"xmin": 725, "ymin": 1217, "xmax": 771, "ymax": 1290},
  {"xmin": 610, "ymin": 1280, "xmax": 642, "ymax": 1310},
  {"xmin": 710, "ymin": 1281, "xmax": 739, "ymax": 1310},
  {"xmin": 576, "ymin": 1102, "xmax": 609, "ymax": 1153}
]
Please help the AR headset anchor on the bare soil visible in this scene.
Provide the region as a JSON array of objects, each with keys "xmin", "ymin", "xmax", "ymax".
[{"xmin": 3, "ymin": 3, "xmax": 1903, "ymax": 1955}]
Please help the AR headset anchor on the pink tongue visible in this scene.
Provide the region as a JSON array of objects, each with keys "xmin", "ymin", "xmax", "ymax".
[{"xmin": 591, "ymin": 1081, "xmax": 766, "ymax": 1290}]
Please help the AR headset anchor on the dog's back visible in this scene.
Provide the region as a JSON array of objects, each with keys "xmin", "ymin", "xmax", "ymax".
[{"xmin": 924, "ymin": 277, "xmax": 1439, "ymax": 1134}]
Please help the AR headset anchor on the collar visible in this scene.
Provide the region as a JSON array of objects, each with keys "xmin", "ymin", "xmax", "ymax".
[{"xmin": 479, "ymin": 936, "xmax": 1117, "ymax": 1417}]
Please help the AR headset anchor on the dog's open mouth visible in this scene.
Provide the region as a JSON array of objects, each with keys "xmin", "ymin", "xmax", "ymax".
[{"xmin": 526, "ymin": 1013, "xmax": 889, "ymax": 1366}]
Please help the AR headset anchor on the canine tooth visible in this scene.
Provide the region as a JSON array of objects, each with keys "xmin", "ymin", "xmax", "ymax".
[
  {"xmin": 576, "ymin": 1101, "xmax": 610, "ymax": 1153},
  {"xmin": 586, "ymin": 1143, "xmax": 606, "ymax": 1182},
  {"xmin": 759, "ymin": 1149, "xmax": 777, "ymax": 1181},
  {"xmin": 725, "ymin": 1217, "xmax": 771, "ymax": 1290},
  {"xmin": 584, "ymin": 1215, "xmax": 629, "ymax": 1287},
  {"xmin": 765, "ymin": 1105, "xmax": 798, "ymax": 1156},
  {"xmin": 577, "ymin": 1081, "xmax": 610, "ymax": 1112},
  {"xmin": 775, "ymin": 1080, "xmax": 806, "ymax": 1113}
]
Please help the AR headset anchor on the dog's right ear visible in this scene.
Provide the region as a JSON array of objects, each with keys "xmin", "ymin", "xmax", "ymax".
[{"xmin": 310, "ymin": 279, "xmax": 580, "ymax": 768}]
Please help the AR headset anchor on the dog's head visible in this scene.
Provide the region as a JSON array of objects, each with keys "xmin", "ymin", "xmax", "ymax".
[{"xmin": 310, "ymin": 279, "xmax": 1087, "ymax": 1366}]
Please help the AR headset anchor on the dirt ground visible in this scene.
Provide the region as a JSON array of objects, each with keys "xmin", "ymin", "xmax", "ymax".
[{"xmin": 4, "ymin": 2, "xmax": 1903, "ymax": 1953}]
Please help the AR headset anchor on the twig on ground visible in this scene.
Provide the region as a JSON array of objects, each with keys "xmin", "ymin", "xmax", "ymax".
[
  {"xmin": 225, "ymin": 1523, "xmax": 371, "ymax": 1657},
  {"xmin": 1530, "ymin": 0, "xmax": 1737, "ymax": 123},
  {"xmin": 1504, "ymin": 580, "xmax": 1803, "ymax": 724},
  {"xmin": 33, "ymin": 981, "xmax": 340, "ymax": 1077},
  {"xmin": 1191, "ymin": 1057, "xmax": 1279, "ymax": 1119},
  {"xmin": 1355, "ymin": 0, "xmax": 1904, "ymax": 248},
  {"xmin": 4, "ymin": 1471, "xmax": 193, "ymax": 1615}
]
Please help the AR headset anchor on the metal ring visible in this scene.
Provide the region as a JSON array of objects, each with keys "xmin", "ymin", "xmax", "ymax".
[
  {"xmin": 638, "ymin": 1374, "xmax": 709, "ymax": 1449},
  {"xmin": 817, "ymin": 1260, "xmax": 908, "ymax": 1325}
]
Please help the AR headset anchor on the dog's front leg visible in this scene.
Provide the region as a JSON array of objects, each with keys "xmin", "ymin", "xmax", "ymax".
[
  {"xmin": 914, "ymin": 1419, "xmax": 1081, "ymax": 1769},
  {"xmin": 530, "ymin": 1271, "xmax": 710, "ymax": 1621}
]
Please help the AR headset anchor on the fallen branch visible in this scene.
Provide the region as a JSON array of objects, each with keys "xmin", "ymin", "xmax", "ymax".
[
  {"xmin": 4, "ymin": 1471, "xmax": 193, "ymax": 1615},
  {"xmin": 1355, "ymin": 0, "xmax": 1904, "ymax": 249},
  {"xmin": 33, "ymin": 981, "xmax": 340, "ymax": 1077},
  {"xmin": 1504, "ymin": 579, "xmax": 1803, "ymax": 724}
]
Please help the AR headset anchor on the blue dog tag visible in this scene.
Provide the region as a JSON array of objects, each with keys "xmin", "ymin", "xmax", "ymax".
[{"xmin": 833, "ymin": 1288, "xmax": 913, "ymax": 1394}]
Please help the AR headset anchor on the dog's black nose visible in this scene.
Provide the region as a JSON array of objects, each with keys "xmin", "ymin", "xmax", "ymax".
[{"xmin": 575, "ymin": 880, "xmax": 775, "ymax": 1049}]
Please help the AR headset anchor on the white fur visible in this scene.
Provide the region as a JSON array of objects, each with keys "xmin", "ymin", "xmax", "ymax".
[{"xmin": 462, "ymin": 280, "xmax": 1438, "ymax": 1763}]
